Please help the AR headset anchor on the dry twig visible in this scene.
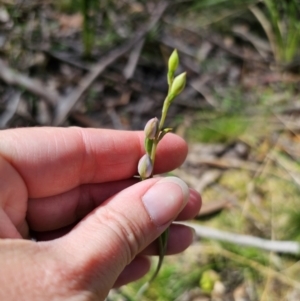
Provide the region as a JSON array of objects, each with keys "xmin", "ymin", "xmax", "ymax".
[
  {"xmin": 184, "ymin": 222, "xmax": 300, "ymax": 255},
  {"xmin": 0, "ymin": 60, "xmax": 58, "ymax": 107},
  {"xmin": 0, "ymin": 91, "xmax": 21, "ymax": 128},
  {"xmin": 123, "ymin": 38, "xmax": 145, "ymax": 80}
]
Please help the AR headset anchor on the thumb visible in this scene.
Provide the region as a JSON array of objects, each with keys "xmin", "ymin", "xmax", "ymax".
[{"xmin": 55, "ymin": 177, "xmax": 189, "ymax": 297}]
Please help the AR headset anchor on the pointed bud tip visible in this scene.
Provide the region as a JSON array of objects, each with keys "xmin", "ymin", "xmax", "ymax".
[{"xmin": 168, "ymin": 49, "xmax": 179, "ymax": 73}]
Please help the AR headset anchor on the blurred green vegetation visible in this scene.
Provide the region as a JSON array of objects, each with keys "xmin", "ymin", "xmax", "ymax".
[
  {"xmin": 120, "ymin": 257, "xmax": 202, "ymax": 301},
  {"xmin": 187, "ymin": 114, "xmax": 249, "ymax": 143},
  {"xmin": 247, "ymin": 0, "xmax": 300, "ymax": 64},
  {"xmin": 50, "ymin": 0, "xmax": 300, "ymax": 63},
  {"xmin": 182, "ymin": 0, "xmax": 300, "ymax": 64}
]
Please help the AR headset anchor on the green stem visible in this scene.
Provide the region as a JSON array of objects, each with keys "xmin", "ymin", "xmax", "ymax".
[
  {"xmin": 150, "ymin": 96, "xmax": 169, "ymax": 167},
  {"xmin": 159, "ymin": 97, "xmax": 170, "ymax": 130},
  {"xmin": 150, "ymin": 141, "xmax": 158, "ymax": 165},
  {"xmin": 148, "ymin": 228, "xmax": 169, "ymax": 282}
]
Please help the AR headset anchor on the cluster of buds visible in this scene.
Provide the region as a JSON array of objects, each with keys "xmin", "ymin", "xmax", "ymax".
[
  {"xmin": 138, "ymin": 117, "xmax": 159, "ymax": 180},
  {"xmin": 137, "ymin": 49, "xmax": 186, "ymax": 181}
]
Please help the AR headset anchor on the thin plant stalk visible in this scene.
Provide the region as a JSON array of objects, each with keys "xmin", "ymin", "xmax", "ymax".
[{"xmin": 136, "ymin": 49, "xmax": 186, "ymax": 297}]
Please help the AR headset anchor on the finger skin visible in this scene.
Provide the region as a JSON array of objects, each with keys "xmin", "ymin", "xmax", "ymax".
[
  {"xmin": 31, "ymin": 223, "xmax": 194, "ymax": 256},
  {"xmin": 31, "ymin": 225, "xmax": 194, "ymax": 290},
  {"xmin": 27, "ymin": 184, "xmax": 201, "ymax": 232},
  {"xmin": 0, "ymin": 176, "xmax": 201, "ymax": 300},
  {"xmin": 27, "ymin": 179, "xmax": 139, "ymax": 232},
  {"xmin": 113, "ymin": 256, "xmax": 151, "ymax": 287},
  {"xmin": 0, "ymin": 239, "xmax": 77, "ymax": 301},
  {"xmin": 0, "ymin": 156, "xmax": 27, "ymax": 238},
  {"xmin": 113, "ymin": 225, "xmax": 195, "ymax": 287},
  {"xmin": 0, "ymin": 127, "xmax": 188, "ymax": 198},
  {"xmin": 140, "ymin": 224, "xmax": 194, "ymax": 255},
  {"xmin": 176, "ymin": 188, "xmax": 201, "ymax": 220},
  {"xmin": 0, "ymin": 127, "xmax": 202, "ymax": 300}
]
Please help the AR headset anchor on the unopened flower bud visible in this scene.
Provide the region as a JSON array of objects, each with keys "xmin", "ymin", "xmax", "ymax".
[
  {"xmin": 168, "ymin": 72, "xmax": 186, "ymax": 102},
  {"xmin": 167, "ymin": 49, "xmax": 179, "ymax": 85},
  {"xmin": 138, "ymin": 154, "xmax": 153, "ymax": 179},
  {"xmin": 144, "ymin": 117, "xmax": 159, "ymax": 139},
  {"xmin": 168, "ymin": 49, "xmax": 179, "ymax": 73}
]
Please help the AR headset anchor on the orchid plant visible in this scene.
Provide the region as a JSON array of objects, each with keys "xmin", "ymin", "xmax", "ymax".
[{"xmin": 137, "ymin": 49, "xmax": 186, "ymax": 295}]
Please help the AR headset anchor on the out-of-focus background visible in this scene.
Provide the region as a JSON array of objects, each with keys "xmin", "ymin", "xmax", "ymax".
[{"xmin": 1, "ymin": 0, "xmax": 300, "ymax": 300}]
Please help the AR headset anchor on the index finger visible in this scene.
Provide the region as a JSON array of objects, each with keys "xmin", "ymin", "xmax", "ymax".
[{"xmin": 0, "ymin": 127, "xmax": 188, "ymax": 198}]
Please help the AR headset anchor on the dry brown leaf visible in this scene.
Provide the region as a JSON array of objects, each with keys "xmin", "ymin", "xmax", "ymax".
[{"xmin": 58, "ymin": 13, "xmax": 83, "ymax": 33}]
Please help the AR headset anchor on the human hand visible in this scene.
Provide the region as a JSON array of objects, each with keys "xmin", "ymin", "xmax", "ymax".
[{"xmin": 0, "ymin": 127, "xmax": 201, "ymax": 300}]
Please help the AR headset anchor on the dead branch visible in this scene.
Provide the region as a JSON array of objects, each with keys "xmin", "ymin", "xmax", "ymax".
[
  {"xmin": 0, "ymin": 91, "xmax": 21, "ymax": 128},
  {"xmin": 186, "ymin": 155, "xmax": 262, "ymax": 172},
  {"xmin": 183, "ymin": 222, "xmax": 300, "ymax": 255},
  {"xmin": 0, "ymin": 60, "xmax": 58, "ymax": 107},
  {"xmin": 123, "ymin": 38, "xmax": 145, "ymax": 80}
]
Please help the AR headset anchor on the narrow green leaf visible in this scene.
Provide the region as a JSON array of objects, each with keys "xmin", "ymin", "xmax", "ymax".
[{"xmin": 158, "ymin": 128, "xmax": 173, "ymax": 142}]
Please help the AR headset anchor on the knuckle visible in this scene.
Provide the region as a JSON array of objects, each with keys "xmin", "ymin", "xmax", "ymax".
[{"xmin": 95, "ymin": 207, "xmax": 147, "ymax": 264}]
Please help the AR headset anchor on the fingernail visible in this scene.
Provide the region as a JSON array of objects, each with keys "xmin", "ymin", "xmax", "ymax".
[
  {"xmin": 142, "ymin": 177, "xmax": 189, "ymax": 226},
  {"xmin": 190, "ymin": 227, "xmax": 196, "ymax": 241}
]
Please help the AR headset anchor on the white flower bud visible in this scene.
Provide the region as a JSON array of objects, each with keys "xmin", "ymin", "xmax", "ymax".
[
  {"xmin": 144, "ymin": 117, "xmax": 159, "ymax": 140},
  {"xmin": 138, "ymin": 154, "xmax": 153, "ymax": 179}
]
